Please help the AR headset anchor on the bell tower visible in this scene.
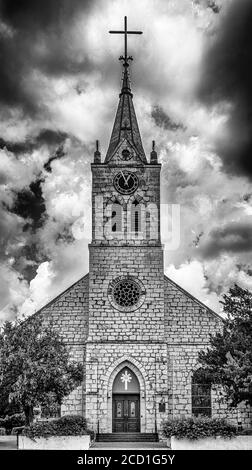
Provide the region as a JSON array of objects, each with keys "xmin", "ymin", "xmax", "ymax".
[
  {"xmin": 91, "ymin": 36, "xmax": 161, "ymax": 248},
  {"xmin": 85, "ymin": 17, "xmax": 167, "ymax": 434}
]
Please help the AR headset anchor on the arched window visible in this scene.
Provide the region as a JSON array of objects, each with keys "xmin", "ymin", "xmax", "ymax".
[
  {"xmin": 131, "ymin": 200, "xmax": 141, "ymax": 233},
  {"xmin": 191, "ymin": 374, "xmax": 212, "ymax": 417},
  {"xmin": 113, "ymin": 367, "xmax": 140, "ymax": 394},
  {"xmin": 111, "ymin": 202, "xmax": 122, "ymax": 232}
]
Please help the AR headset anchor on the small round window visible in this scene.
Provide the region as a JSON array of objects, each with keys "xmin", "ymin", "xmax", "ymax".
[
  {"xmin": 121, "ymin": 148, "xmax": 132, "ymax": 160},
  {"xmin": 108, "ymin": 276, "xmax": 146, "ymax": 312}
]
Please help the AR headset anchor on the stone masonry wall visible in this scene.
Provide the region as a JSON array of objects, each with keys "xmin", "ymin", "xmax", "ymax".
[
  {"xmin": 37, "ymin": 274, "xmax": 89, "ymax": 343},
  {"xmin": 88, "ymin": 245, "xmax": 165, "ymax": 341},
  {"xmin": 85, "ymin": 343, "xmax": 168, "ymax": 433},
  {"xmin": 164, "ymin": 275, "xmax": 221, "ymax": 342},
  {"xmin": 164, "ymin": 276, "xmax": 251, "ymax": 428},
  {"xmin": 166, "ymin": 344, "xmax": 251, "ymax": 428},
  {"xmin": 85, "ymin": 156, "xmax": 167, "ymax": 432},
  {"xmin": 91, "ymin": 164, "xmax": 161, "ymax": 246},
  {"xmin": 36, "ymin": 274, "xmax": 89, "ymax": 415},
  {"xmin": 212, "ymin": 387, "xmax": 252, "ymax": 428}
]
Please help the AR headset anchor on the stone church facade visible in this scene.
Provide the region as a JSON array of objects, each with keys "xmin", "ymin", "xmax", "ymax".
[{"xmin": 35, "ymin": 51, "xmax": 251, "ymax": 434}]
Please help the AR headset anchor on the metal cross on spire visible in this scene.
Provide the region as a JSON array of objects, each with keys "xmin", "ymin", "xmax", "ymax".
[{"xmin": 109, "ymin": 16, "xmax": 142, "ymax": 65}]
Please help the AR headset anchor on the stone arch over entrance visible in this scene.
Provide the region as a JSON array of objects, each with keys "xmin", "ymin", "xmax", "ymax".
[{"xmin": 106, "ymin": 357, "xmax": 147, "ymax": 432}]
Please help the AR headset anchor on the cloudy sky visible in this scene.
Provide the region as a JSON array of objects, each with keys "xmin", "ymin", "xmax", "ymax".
[{"xmin": 0, "ymin": 0, "xmax": 251, "ymax": 322}]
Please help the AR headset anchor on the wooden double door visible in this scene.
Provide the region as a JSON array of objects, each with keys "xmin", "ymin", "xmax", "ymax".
[{"xmin": 112, "ymin": 394, "xmax": 140, "ymax": 432}]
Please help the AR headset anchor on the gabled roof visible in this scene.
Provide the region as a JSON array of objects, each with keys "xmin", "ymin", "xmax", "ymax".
[
  {"xmin": 31, "ymin": 273, "xmax": 89, "ymax": 318},
  {"xmin": 164, "ymin": 274, "xmax": 223, "ymax": 321},
  {"xmin": 105, "ymin": 62, "xmax": 147, "ymax": 163},
  {"xmin": 29, "ymin": 272, "xmax": 222, "ymax": 324}
]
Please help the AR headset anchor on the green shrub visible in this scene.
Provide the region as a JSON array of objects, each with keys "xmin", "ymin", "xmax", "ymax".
[
  {"xmin": 0, "ymin": 427, "xmax": 6, "ymax": 435},
  {"xmin": 0, "ymin": 418, "xmax": 5, "ymax": 428},
  {"xmin": 23, "ymin": 415, "xmax": 91, "ymax": 438},
  {"xmin": 162, "ymin": 417, "xmax": 237, "ymax": 440},
  {"xmin": 3, "ymin": 413, "xmax": 25, "ymax": 434}
]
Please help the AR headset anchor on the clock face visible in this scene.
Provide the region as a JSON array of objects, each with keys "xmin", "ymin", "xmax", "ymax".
[{"xmin": 114, "ymin": 171, "xmax": 139, "ymax": 195}]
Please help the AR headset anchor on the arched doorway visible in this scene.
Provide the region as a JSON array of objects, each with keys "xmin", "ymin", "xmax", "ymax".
[{"xmin": 112, "ymin": 367, "xmax": 140, "ymax": 432}]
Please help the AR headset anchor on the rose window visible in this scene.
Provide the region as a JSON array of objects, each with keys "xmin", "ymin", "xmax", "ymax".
[
  {"xmin": 108, "ymin": 276, "xmax": 146, "ymax": 312},
  {"xmin": 113, "ymin": 279, "xmax": 140, "ymax": 307}
]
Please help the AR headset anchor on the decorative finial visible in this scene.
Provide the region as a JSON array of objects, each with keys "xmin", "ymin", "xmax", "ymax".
[
  {"xmin": 94, "ymin": 139, "xmax": 101, "ymax": 163},
  {"xmin": 150, "ymin": 140, "xmax": 158, "ymax": 164}
]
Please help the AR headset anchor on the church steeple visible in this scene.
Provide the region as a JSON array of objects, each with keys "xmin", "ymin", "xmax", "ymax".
[
  {"xmin": 105, "ymin": 16, "xmax": 146, "ymax": 163},
  {"xmin": 105, "ymin": 60, "xmax": 147, "ymax": 163}
]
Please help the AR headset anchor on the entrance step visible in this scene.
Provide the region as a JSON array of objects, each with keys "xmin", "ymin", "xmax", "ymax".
[
  {"xmin": 91, "ymin": 442, "xmax": 169, "ymax": 450},
  {"xmin": 97, "ymin": 433, "xmax": 158, "ymax": 442}
]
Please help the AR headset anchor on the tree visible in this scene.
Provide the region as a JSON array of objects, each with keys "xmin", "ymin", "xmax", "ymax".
[
  {"xmin": 195, "ymin": 284, "xmax": 252, "ymax": 407},
  {"xmin": 0, "ymin": 316, "xmax": 83, "ymax": 425}
]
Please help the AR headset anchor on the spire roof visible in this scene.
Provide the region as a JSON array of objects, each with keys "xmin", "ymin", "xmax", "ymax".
[
  {"xmin": 105, "ymin": 17, "xmax": 146, "ymax": 163},
  {"xmin": 105, "ymin": 61, "xmax": 147, "ymax": 163}
]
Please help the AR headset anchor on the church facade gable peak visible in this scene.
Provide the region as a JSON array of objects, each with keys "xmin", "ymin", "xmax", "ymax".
[{"xmin": 106, "ymin": 138, "xmax": 144, "ymax": 166}]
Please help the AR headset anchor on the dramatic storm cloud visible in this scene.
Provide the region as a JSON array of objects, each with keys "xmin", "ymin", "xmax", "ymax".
[
  {"xmin": 200, "ymin": 221, "xmax": 252, "ymax": 258},
  {"xmin": 0, "ymin": 0, "xmax": 95, "ymax": 112},
  {"xmin": 197, "ymin": 0, "xmax": 252, "ymax": 178},
  {"xmin": 0, "ymin": 0, "xmax": 252, "ymax": 321}
]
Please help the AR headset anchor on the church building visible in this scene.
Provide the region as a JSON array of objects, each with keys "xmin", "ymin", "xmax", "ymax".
[{"xmin": 35, "ymin": 18, "xmax": 251, "ymax": 437}]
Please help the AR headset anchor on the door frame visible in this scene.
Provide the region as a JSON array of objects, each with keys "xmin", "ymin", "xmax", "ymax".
[
  {"xmin": 106, "ymin": 359, "xmax": 147, "ymax": 433},
  {"xmin": 112, "ymin": 393, "xmax": 140, "ymax": 433}
]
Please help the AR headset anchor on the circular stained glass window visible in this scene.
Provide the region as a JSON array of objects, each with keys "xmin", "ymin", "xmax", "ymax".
[
  {"xmin": 121, "ymin": 149, "xmax": 132, "ymax": 160},
  {"xmin": 113, "ymin": 279, "xmax": 140, "ymax": 307},
  {"xmin": 108, "ymin": 276, "xmax": 146, "ymax": 312}
]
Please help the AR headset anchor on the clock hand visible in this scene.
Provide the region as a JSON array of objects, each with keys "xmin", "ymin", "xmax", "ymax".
[
  {"xmin": 121, "ymin": 170, "xmax": 130, "ymax": 186},
  {"xmin": 120, "ymin": 170, "xmax": 127, "ymax": 184},
  {"xmin": 125, "ymin": 174, "xmax": 132, "ymax": 184}
]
